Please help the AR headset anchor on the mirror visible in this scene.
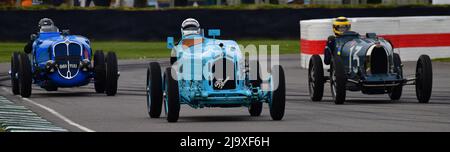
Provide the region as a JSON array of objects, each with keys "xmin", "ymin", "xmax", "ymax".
[
  {"xmin": 62, "ymin": 29, "xmax": 70, "ymax": 36},
  {"xmin": 208, "ymin": 29, "xmax": 220, "ymax": 37},
  {"xmin": 167, "ymin": 37, "xmax": 174, "ymax": 49}
]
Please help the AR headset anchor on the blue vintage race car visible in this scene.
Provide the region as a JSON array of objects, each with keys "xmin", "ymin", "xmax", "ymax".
[
  {"xmin": 9, "ymin": 18, "xmax": 119, "ymax": 97},
  {"xmin": 146, "ymin": 29, "xmax": 286, "ymax": 122},
  {"xmin": 308, "ymin": 32, "xmax": 433, "ymax": 104}
]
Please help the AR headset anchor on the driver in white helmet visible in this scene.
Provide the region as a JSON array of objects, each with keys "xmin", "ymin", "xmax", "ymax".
[
  {"xmin": 181, "ymin": 18, "xmax": 201, "ymax": 37},
  {"xmin": 170, "ymin": 18, "xmax": 202, "ymax": 65}
]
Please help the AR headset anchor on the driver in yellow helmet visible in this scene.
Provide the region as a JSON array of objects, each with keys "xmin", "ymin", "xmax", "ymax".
[
  {"xmin": 332, "ymin": 16, "xmax": 351, "ymax": 36},
  {"xmin": 324, "ymin": 17, "xmax": 355, "ymax": 65}
]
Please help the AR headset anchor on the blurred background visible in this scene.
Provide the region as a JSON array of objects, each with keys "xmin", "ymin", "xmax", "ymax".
[
  {"xmin": 1, "ymin": 0, "xmax": 450, "ymax": 8},
  {"xmin": 1, "ymin": 0, "xmax": 450, "ymax": 61}
]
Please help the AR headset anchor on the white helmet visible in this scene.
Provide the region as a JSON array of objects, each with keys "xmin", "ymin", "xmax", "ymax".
[{"xmin": 181, "ymin": 18, "xmax": 201, "ymax": 36}]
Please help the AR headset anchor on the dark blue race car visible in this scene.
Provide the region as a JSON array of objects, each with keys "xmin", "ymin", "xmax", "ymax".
[
  {"xmin": 308, "ymin": 32, "xmax": 433, "ymax": 104},
  {"xmin": 9, "ymin": 18, "xmax": 119, "ymax": 97}
]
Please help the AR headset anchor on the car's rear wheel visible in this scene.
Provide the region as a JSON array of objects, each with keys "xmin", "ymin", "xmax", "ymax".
[
  {"xmin": 389, "ymin": 53, "xmax": 403, "ymax": 100},
  {"xmin": 105, "ymin": 52, "xmax": 118, "ymax": 96},
  {"xmin": 147, "ymin": 62, "xmax": 163, "ymax": 118},
  {"xmin": 164, "ymin": 67, "xmax": 180, "ymax": 122},
  {"xmin": 249, "ymin": 102, "xmax": 263, "ymax": 116},
  {"xmin": 330, "ymin": 56, "xmax": 346, "ymax": 104},
  {"xmin": 94, "ymin": 50, "xmax": 106, "ymax": 93},
  {"xmin": 269, "ymin": 65, "xmax": 285, "ymax": 121},
  {"xmin": 11, "ymin": 52, "xmax": 20, "ymax": 95},
  {"xmin": 416, "ymin": 55, "xmax": 433, "ymax": 103},
  {"xmin": 308, "ymin": 55, "xmax": 325, "ymax": 101},
  {"xmin": 18, "ymin": 53, "xmax": 32, "ymax": 98}
]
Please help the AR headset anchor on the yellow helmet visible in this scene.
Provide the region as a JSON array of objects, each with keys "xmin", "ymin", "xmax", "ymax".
[{"xmin": 333, "ymin": 17, "xmax": 351, "ymax": 36}]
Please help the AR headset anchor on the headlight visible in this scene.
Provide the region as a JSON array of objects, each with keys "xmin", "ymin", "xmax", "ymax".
[
  {"xmin": 45, "ymin": 60, "xmax": 56, "ymax": 73},
  {"xmin": 80, "ymin": 59, "xmax": 91, "ymax": 72}
]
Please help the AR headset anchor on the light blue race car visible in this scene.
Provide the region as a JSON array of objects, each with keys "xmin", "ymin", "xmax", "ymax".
[
  {"xmin": 9, "ymin": 18, "xmax": 119, "ymax": 97},
  {"xmin": 146, "ymin": 28, "xmax": 286, "ymax": 122}
]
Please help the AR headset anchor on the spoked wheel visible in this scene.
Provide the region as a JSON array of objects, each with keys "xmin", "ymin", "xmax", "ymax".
[
  {"xmin": 105, "ymin": 52, "xmax": 118, "ymax": 96},
  {"xmin": 11, "ymin": 52, "xmax": 20, "ymax": 95},
  {"xmin": 415, "ymin": 55, "xmax": 433, "ymax": 103},
  {"xmin": 164, "ymin": 67, "xmax": 180, "ymax": 122},
  {"xmin": 308, "ymin": 55, "xmax": 324, "ymax": 101},
  {"xmin": 269, "ymin": 65, "xmax": 286, "ymax": 121},
  {"xmin": 146, "ymin": 62, "xmax": 163, "ymax": 118},
  {"xmin": 18, "ymin": 53, "xmax": 32, "ymax": 98},
  {"xmin": 94, "ymin": 50, "xmax": 106, "ymax": 93},
  {"xmin": 330, "ymin": 56, "xmax": 346, "ymax": 104},
  {"xmin": 389, "ymin": 53, "xmax": 403, "ymax": 100}
]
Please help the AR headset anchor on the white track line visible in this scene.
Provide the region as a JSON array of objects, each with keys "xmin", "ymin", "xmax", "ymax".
[{"xmin": 1, "ymin": 87, "xmax": 95, "ymax": 132}]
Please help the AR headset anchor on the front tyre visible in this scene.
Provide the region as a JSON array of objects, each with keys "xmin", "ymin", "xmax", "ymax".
[
  {"xmin": 11, "ymin": 52, "xmax": 20, "ymax": 95},
  {"xmin": 147, "ymin": 62, "xmax": 163, "ymax": 118},
  {"xmin": 18, "ymin": 53, "xmax": 32, "ymax": 98},
  {"xmin": 269, "ymin": 65, "xmax": 286, "ymax": 121},
  {"xmin": 330, "ymin": 56, "xmax": 346, "ymax": 104},
  {"xmin": 94, "ymin": 50, "xmax": 106, "ymax": 93},
  {"xmin": 105, "ymin": 52, "xmax": 118, "ymax": 96},
  {"xmin": 389, "ymin": 53, "xmax": 403, "ymax": 100},
  {"xmin": 164, "ymin": 67, "xmax": 180, "ymax": 122},
  {"xmin": 415, "ymin": 55, "xmax": 433, "ymax": 103},
  {"xmin": 308, "ymin": 55, "xmax": 325, "ymax": 101}
]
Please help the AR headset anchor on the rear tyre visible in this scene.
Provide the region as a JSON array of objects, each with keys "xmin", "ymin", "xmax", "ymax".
[
  {"xmin": 94, "ymin": 50, "xmax": 106, "ymax": 93},
  {"xmin": 147, "ymin": 62, "xmax": 163, "ymax": 118},
  {"xmin": 269, "ymin": 65, "xmax": 286, "ymax": 121},
  {"xmin": 18, "ymin": 53, "xmax": 32, "ymax": 98},
  {"xmin": 248, "ymin": 102, "xmax": 263, "ymax": 116},
  {"xmin": 165, "ymin": 67, "xmax": 180, "ymax": 122},
  {"xmin": 415, "ymin": 55, "xmax": 433, "ymax": 103},
  {"xmin": 11, "ymin": 52, "xmax": 20, "ymax": 95},
  {"xmin": 308, "ymin": 55, "xmax": 325, "ymax": 101},
  {"xmin": 330, "ymin": 56, "xmax": 346, "ymax": 104},
  {"xmin": 105, "ymin": 52, "xmax": 118, "ymax": 96},
  {"xmin": 389, "ymin": 53, "xmax": 403, "ymax": 100}
]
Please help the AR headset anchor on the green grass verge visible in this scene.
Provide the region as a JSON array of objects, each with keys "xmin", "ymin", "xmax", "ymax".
[
  {"xmin": 0, "ymin": 39, "xmax": 299, "ymax": 62},
  {"xmin": 433, "ymin": 58, "xmax": 450, "ymax": 62},
  {"xmin": 0, "ymin": 128, "xmax": 4, "ymax": 132}
]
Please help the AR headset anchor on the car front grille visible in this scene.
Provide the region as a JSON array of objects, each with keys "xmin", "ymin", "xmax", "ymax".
[
  {"xmin": 53, "ymin": 42, "xmax": 82, "ymax": 79},
  {"xmin": 212, "ymin": 58, "xmax": 236, "ymax": 90}
]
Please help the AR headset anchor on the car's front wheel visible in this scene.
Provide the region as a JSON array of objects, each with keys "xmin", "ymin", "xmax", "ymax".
[
  {"xmin": 11, "ymin": 52, "xmax": 20, "ymax": 95},
  {"xmin": 164, "ymin": 67, "xmax": 180, "ymax": 122},
  {"xmin": 269, "ymin": 65, "xmax": 286, "ymax": 121},
  {"xmin": 415, "ymin": 55, "xmax": 433, "ymax": 103},
  {"xmin": 105, "ymin": 51, "xmax": 118, "ymax": 96},
  {"xmin": 18, "ymin": 53, "xmax": 32, "ymax": 98},
  {"xmin": 330, "ymin": 56, "xmax": 346, "ymax": 104},
  {"xmin": 147, "ymin": 62, "xmax": 163, "ymax": 118},
  {"xmin": 389, "ymin": 53, "xmax": 403, "ymax": 100},
  {"xmin": 94, "ymin": 50, "xmax": 106, "ymax": 93},
  {"xmin": 308, "ymin": 55, "xmax": 325, "ymax": 101}
]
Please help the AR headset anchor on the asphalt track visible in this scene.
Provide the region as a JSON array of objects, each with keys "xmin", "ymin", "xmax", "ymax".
[{"xmin": 1, "ymin": 54, "xmax": 449, "ymax": 132}]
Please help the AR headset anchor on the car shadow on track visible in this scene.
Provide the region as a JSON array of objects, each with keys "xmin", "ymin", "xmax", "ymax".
[
  {"xmin": 167, "ymin": 115, "xmax": 273, "ymax": 123},
  {"xmin": 29, "ymin": 92, "xmax": 103, "ymax": 98},
  {"xmin": 319, "ymin": 99, "xmax": 450, "ymax": 105}
]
